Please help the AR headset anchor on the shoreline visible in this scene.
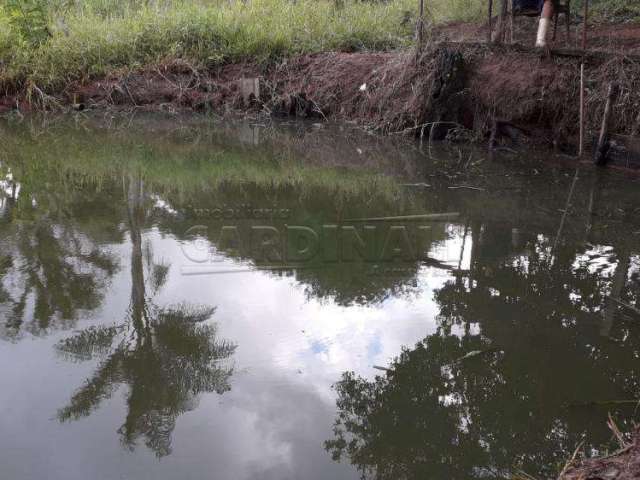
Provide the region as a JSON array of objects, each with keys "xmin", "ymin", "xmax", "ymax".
[{"xmin": 3, "ymin": 39, "xmax": 640, "ymax": 166}]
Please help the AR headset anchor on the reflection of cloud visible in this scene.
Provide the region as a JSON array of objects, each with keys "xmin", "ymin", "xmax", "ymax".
[
  {"xmin": 0, "ymin": 226, "xmax": 472, "ymax": 479},
  {"xmin": 157, "ymin": 229, "xmax": 468, "ymax": 391},
  {"xmin": 156, "ymin": 231, "xmax": 459, "ymax": 396},
  {"xmin": 430, "ymin": 224, "xmax": 472, "ymax": 270},
  {"xmin": 140, "ymin": 232, "xmax": 457, "ymax": 476},
  {"xmin": 227, "ymin": 376, "xmax": 357, "ymax": 480},
  {"xmin": 573, "ymin": 244, "xmax": 617, "ymax": 276}
]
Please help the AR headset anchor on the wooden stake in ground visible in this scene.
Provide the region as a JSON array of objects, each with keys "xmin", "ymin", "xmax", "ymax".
[
  {"xmin": 416, "ymin": 0, "xmax": 425, "ymax": 55},
  {"xmin": 488, "ymin": 0, "xmax": 493, "ymax": 43},
  {"xmin": 594, "ymin": 82, "xmax": 619, "ymax": 166},
  {"xmin": 579, "ymin": 63, "xmax": 585, "ymax": 158},
  {"xmin": 582, "ymin": 0, "xmax": 589, "ymax": 50},
  {"xmin": 509, "ymin": 0, "xmax": 514, "ymax": 44},
  {"xmin": 492, "ymin": 0, "xmax": 508, "ymax": 43}
]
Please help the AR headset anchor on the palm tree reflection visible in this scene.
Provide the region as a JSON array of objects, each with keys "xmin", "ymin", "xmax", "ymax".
[
  {"xmin": 0, "ymin": 166, "xmax": 118, "ymax": 340},
  {"xmin": 57, "ymin": 174, "xmax": 236, "ymax": 457}
]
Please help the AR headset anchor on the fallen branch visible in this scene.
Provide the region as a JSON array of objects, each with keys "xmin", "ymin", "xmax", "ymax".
[{"xmin": 608, "ymin": 413, "xmax": 630, "ymax": 450}]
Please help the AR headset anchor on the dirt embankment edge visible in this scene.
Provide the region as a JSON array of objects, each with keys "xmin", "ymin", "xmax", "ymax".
[{"xmin": 2, "ymin": 43, "xmax": 640, "ymax": 152}]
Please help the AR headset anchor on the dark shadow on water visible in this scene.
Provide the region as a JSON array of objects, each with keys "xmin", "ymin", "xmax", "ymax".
[{"xmin": 326, "ymin": 221, "xmax": 640, "ymax": 479}]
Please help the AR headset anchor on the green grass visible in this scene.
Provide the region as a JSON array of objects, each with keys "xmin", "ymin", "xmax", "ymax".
[
  {"xmin": 0, "ymin": 0, "xmax": 634, "ymax": 92},
  {"xmin": 587, "ymin": 0, "xmax": 640, "ymax": 21},
  {"xmin": 0, "ymin": 0, "xmax": 419, "ymax": 90}
]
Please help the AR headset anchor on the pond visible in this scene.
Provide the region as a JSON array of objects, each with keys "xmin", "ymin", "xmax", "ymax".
[{"xmin": 0, "ymin": 114, "xmax": 639, "ymax": 480}]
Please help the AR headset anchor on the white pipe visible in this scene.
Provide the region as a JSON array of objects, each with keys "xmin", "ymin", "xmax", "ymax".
[
  {"xmin": 536, "ymin": 17, "xmax": 551, "ymax": 47},
  {"xmin": 536, "ymin": 0, "xmax": 555, "ymax": 47}
]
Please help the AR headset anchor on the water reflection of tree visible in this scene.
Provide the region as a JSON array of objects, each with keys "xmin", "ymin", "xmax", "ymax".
[
  {"xmin": 158, "ymin": 185, "xmax": 446, "ymax": 307},
  {"xmin": 57, "ymin": 175, "xmax": 236, "ymax": 457},
  {"xmin": 326, "ymin": 223, "xmax": 640, "ymax": 479},
  {"xmin": 0, "ymin": 169, "xmax": 119, "ymax": 340}
]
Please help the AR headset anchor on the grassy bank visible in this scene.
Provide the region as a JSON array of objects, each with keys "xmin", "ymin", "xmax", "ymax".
[
  {"xmin": 0, "ymin": 0, "xmax": 635, "ymax": 94},
  {"xmin": 0, "ymin": 0, "xmax": 487, "ymax": 90}
]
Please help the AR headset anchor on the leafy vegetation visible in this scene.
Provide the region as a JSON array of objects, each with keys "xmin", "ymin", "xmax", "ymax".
[{"xmin": 3, "ymin": 0, "xmax": 49, "ymax": 45}]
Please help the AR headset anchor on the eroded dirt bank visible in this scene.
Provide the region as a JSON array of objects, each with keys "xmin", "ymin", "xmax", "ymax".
[
  {"xmin": 4, "ymin": 39, "xmax": 639, "ymax": 155},
  {"xmin": 2, "ymin": 19, "xmax": 639, "ymax": 152}
]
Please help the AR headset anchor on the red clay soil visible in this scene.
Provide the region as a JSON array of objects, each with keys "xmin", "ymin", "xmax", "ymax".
[
  {"xmin": 2, "ymin": 21, "xmax": 640, "ymax": 154},
  {"xmin": 560, "ymin": 428, "xmax": 640, "ymax": 480}
]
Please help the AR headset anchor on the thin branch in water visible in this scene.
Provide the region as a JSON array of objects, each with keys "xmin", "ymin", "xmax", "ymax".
[
  {"xmin": 557, "ymin": 440, "xmax": 584, "ymax": 480},
  {"xmin": 607, "ymin": 413, "xmax": 631, "ymax": 450}
]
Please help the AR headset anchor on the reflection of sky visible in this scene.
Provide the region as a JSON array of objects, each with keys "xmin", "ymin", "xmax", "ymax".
[
  {"xmin": 0, "ymin": 170, "xmax": 19, "ymax": 217},
  {"xmin": 0, "ymin": 227, "xmax": 467, "ymax": 480},
  {"xmin": 573, "ymin": 245, "xmax": 617, "ymax": 277}
]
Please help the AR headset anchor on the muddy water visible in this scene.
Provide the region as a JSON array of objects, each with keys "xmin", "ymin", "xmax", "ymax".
[{"xmin": 0, "ymin": 115, "xmax": 639, "ymax": 480}]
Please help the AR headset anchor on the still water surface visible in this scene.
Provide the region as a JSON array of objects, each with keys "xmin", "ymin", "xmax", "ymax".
[{"xmin": 0, "ymin": 115, "xmax": 639, "ymax": 480}]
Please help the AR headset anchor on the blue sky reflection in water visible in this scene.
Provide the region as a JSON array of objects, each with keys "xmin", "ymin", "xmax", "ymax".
[{"xmin": 0, "ymin": 116, "xmax": 639, "ymax": 480}]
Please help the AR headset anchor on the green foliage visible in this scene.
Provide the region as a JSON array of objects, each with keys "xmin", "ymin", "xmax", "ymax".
[
  {"xmin": 3, "ymin": 0, "xmax": 49, "ymax": 45},
  {"xmin": 427, "ymin": 0, "xmax": 485, "ymax": 23}
]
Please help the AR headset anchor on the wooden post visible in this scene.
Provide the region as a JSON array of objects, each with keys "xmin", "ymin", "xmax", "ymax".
[
  {"xmin": 594, "ymin": 83, "xmax": 619, "ymax": 166},
  {"xmin": 417, "ymin": 0, "xmax": 424, "ymax": 53},
  {"xmin": 579, "ymin": 63, "xmax": 585, "ymax": 158},
  {"xmin": 509, "ymin": 0, "xmax": 514, "ymax": 44},
  {"xmin": 582, "ymin": 0, "xmax": 589, "ymax": 50},
  {"xmin": 240, "ymin": 78, "xmax": 260, "ymax": 106},
  {"xmin": 488, "ymin": 0, "xmax": 493, "ymax": 43},
  {"xmin": 495, "ymin": 0, "xmax": 508, "ymax": 43}
]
